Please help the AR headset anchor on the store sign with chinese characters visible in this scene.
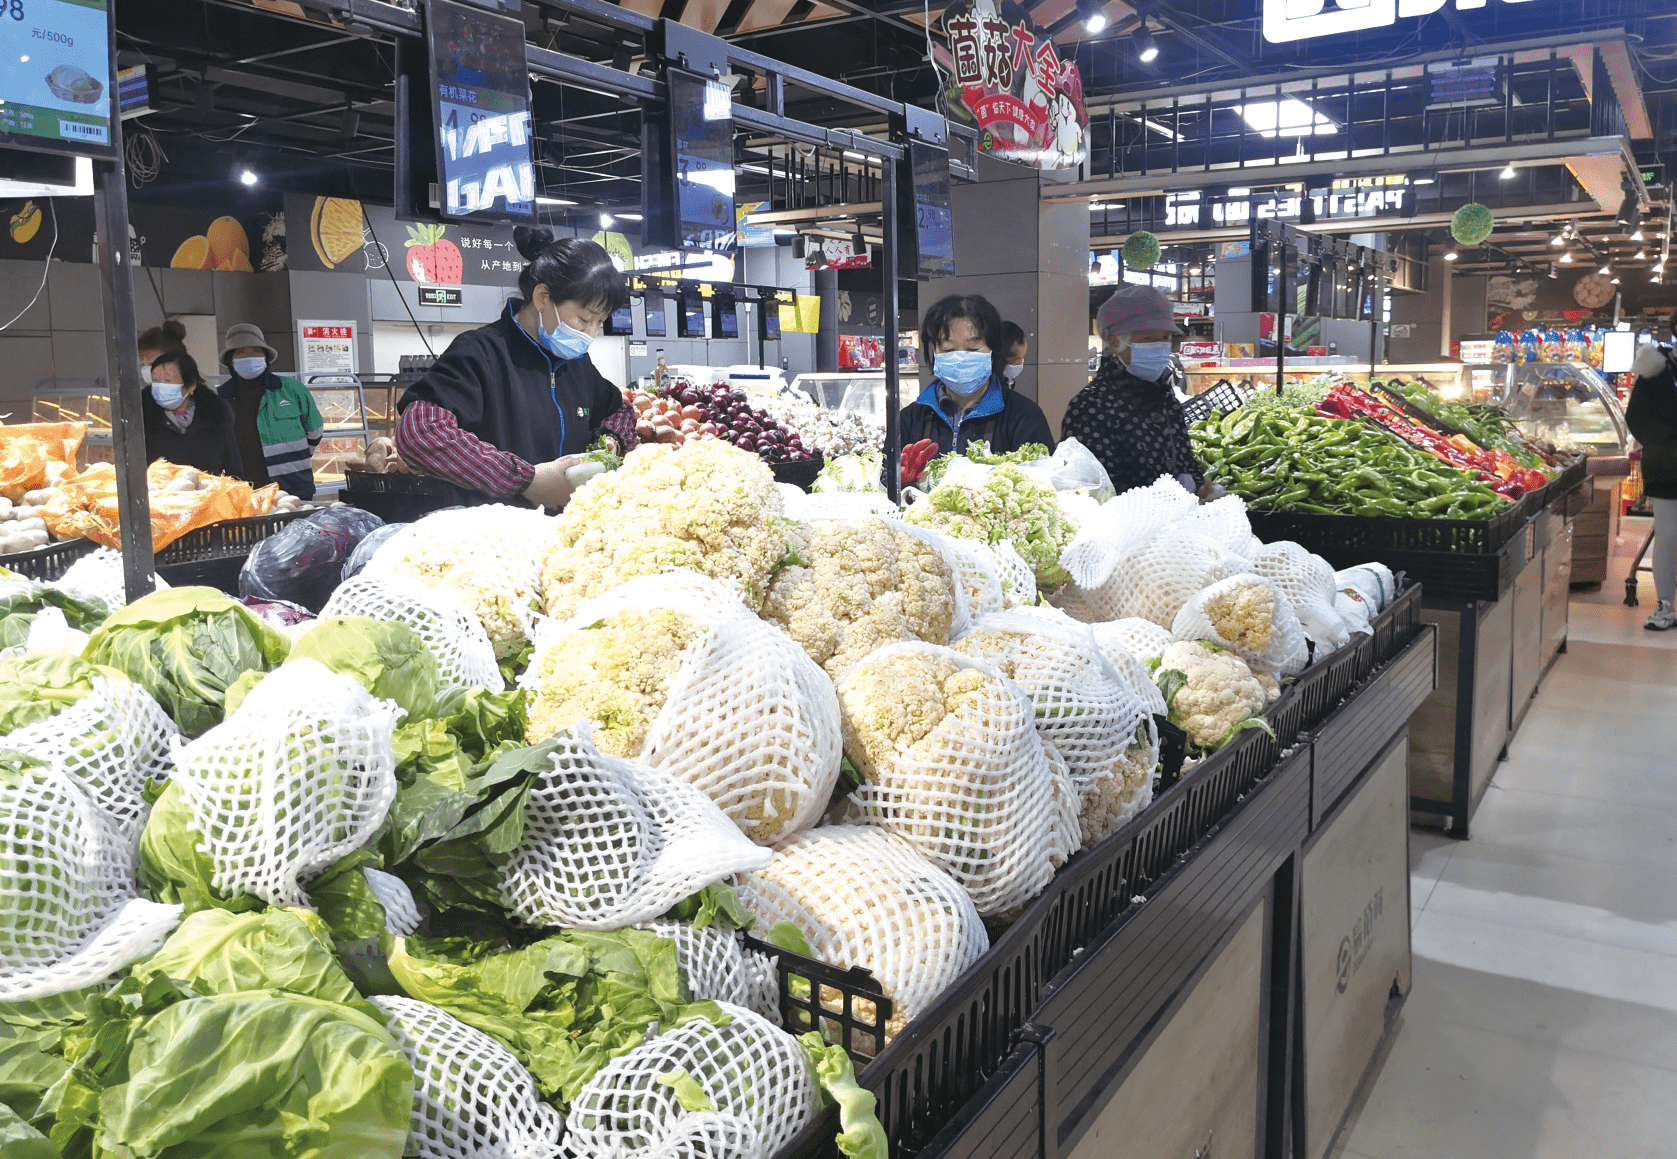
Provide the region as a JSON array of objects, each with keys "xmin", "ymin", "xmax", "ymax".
[
  {"xmin": 1263, "ymin": 0, "xmax": 1552, "ymax": 44},
  {"xmin": 297, "ymin": 321, "xmax": 356, "ymax": 384},
  {"xmin": 937, "ymin": 0, "xmax": 1088, "ymax": 170},
  {"xmin": 1165, "ymin": 178, "xmax": 1410, "ymax": 228}
]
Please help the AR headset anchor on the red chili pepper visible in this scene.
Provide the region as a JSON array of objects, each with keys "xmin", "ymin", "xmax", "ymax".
[{"xmin": 900, "ymin": 439, "xmax": 941, "ymax": 485}]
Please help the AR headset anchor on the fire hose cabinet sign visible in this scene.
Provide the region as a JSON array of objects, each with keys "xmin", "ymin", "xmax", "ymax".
[{"xmin": 1298, "ymin": 732, "xmax": 1413, "ymax": 1159}]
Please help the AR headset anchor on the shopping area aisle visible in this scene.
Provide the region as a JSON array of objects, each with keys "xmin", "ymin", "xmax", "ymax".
[{"xmin": 1335, "ymin": 517, "xmax": 1677, "ymax": 1159}]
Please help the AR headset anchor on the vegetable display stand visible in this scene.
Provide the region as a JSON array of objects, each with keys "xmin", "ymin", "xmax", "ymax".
[
  {"xmin": 0, "ymin": 536, "xmax": 96, "ymax": 582},
  {"xmin": 153, "ymin": 509, "xmax": 314, "ymax": 594},
  {"xmin": 1295, "ymin": 731, "xmax": 1414, "ymax": 1159},
  {"xmin": 341, "ymin": 471, "xmax": 465, "ymax": 524}
]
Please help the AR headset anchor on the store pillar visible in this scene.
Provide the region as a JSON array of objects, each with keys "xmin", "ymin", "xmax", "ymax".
[{"xmin": 944, "ymin": 156, "xmax": 1090, "ymax": 434}]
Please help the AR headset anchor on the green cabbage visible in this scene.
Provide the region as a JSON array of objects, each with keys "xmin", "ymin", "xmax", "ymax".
[
  {"xmin": 0, "ymin": 583, "xmax": 109, "ymax": 650},
  {"xmin": 0, "ymin": 653, "xmax": 127, "ymax": 734},
  {"xmin": 812, "ymin": 450, "xmax": 887, "ymax": 494},
  {"xmin": 132, "ymin": 907, "xmax": 359, "ymax": 1003},
  {"xmin": 137, "ymin": 779, "xmax": 265, "ymax": 916},
  {"xmin": 83, "ymin": 587, "xmax": 290, "ymax": 737},
  {"xmin": 288, "ymin": 615, "xmax": 440, "ymax": 719}
]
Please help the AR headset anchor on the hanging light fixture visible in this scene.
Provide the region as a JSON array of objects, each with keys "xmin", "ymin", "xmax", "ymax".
[
  {"xmin": 1077, "ymin": 0, "xmax": 1110, "ymax": 35},
  {"xmin": 1551, "ymin": 231, "xmax": 1567, "ymax": 247},
  {"xmin": 1131, "ymin": 21, "xmax": 1158, "ymax": 60},
  {"xmin": 1559, "ymin": 251, "xmax": 1572, "ymax": 263},
  {"xmin": 1600, "ymin": 262, "xmax": 1612, "ymax": 275},
  {"xmin": 1636, "ymin": 250, "xmax": 1648, "ymax": 260},
  {"xmin": 1444, "ymin": 249, "xmax": 1459, "ymax": 261},
  {"xmin": 1499, "ymin": 164, "xmax": 1516, "ymax": 180}
]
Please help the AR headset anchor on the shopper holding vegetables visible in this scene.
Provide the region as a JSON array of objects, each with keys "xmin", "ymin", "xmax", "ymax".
[
  {"xmin": 396, "ymin": 228, "xmax": 637, "ymax": 511},
  {"xmin": 1063, "ymin": 285, "xmax": 1205, "ymax": 497},
  {"xmin": 1628, "ymin": 343, "xmax": 1677, "ymax": 630},
  {"xmin": 899, "ymin": 294, "xmax": 1055, "ymax": 457}
]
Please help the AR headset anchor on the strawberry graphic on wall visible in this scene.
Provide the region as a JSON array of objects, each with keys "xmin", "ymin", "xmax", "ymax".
[{"xmin": 405, "ymin": 224, "xmax": 463, "ymax": 284}]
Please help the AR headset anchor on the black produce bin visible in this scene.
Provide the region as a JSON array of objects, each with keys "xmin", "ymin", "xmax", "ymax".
[
  {"xmin": 0, "ymin": 537, "xmax": 96, "ymax": 581},
  {"xmin": 770, "ymin": 454, "xmax": 826, "ymax": 492},
  {"xmin": 341, "ymin": 471, "xmax": 465, "ymax": 523}
]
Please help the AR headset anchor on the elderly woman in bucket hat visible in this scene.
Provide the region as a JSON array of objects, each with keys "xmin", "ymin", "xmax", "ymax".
[
  {"xmin": 216, "ymin": 322, "xmax": 324, "ymax": 499},
  {"xmin": 1061, "ymin": 284, "xmax": 1206, "ymax": 498}
]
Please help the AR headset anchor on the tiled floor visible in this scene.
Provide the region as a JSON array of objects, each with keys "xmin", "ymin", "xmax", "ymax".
[{"xmin": 1336, "ymin": 516, "xmax": 1677, "ymax": 1159}]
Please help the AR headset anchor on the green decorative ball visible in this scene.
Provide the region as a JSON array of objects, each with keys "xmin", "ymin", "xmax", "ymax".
[
  {"xmin": 1122, "ymin": 231, "xmax": 1161, "ymax": 270},
  {"xmin": 1451, "ymin": 202, "xmax": 1495, "ymax": 247}
]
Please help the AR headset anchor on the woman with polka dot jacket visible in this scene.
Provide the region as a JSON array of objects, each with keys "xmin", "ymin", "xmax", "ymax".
[{"xmin": 1062, "ymin": 285, "xmax": 1208, "ymax": 498}]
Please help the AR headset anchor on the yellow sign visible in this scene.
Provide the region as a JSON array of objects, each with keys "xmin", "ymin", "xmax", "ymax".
[{"xmin": 796, "ymin": 294, "xmax": 821, "ymax": 333}]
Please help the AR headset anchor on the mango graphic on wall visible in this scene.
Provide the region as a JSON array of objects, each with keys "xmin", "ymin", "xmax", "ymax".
[
  {"xmin": 310, "ymin": 197, "xmax": 366, "ymax": 269},
  {"xmin": 8, "ymin": 203, "xmax": 42, "ymax": 245},
  {"xmin": 170, "ymin": 216, "xmax": 253, "ymax": 271}
]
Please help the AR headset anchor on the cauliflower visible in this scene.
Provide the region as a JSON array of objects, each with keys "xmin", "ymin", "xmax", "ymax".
[
  {"xmin": 525, "ymin": 608, "xmax": 702, "ymax": 754},
  {"xmin": 761, "ymin": 519, "xmax": 957, "ymax": 678},
  {"xmin": 1152, "ymin": 640, "xmax": 1274, "ymax": 751},
  {"xmin": 837, "ymin": 647, "xmax": 987, "ymax": 776},
  {"xmin": 542, "ymin": 441, "xmax": 791, "ymax": 620},
  {"xmin": 1188, "ymin": 576, "xmax": 1279, "ymax": 653},
  {"xmin": 1172, "ymin": 574, "xmax": 1310, "ymax": 675},
  {"xmin": 905, "ymin": 465, "xmax": 1076, "ymax": 588}
]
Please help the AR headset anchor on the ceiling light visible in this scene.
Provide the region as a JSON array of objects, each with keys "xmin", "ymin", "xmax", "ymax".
[
  {"xmin": 1635, "ymin": 250, "xmax": 1647, "ymax": 260},
  {"xmin": 1559, "ymin": 251, "xmax": 1572, "ymax": 263},
  {"xmin": 1227, "ymin": 187, "xmax": 1251, "ymax": 197},
  {"xmin": 601, "ymin": 213, "xmax": 614, "ymax": 228},
  {"xmin": 536, "ymin": 196, "xmax": 577, "ymax": 206},
  {"xmin": 618, "ymin": 212, "xmax": 643, "ymax": 221},
  {"xmin": 1239, "ymin": 99, "xmax": 1336, "ymax": 137},
  {"xmin": 1551, "ymin": 232, "xmax": 1566, "ymax": 247},
  {"xmin": 1631, "ymin": 229, "xmax": 1645, "ymax": 241},
  {"xmin": 1189, "ymin": 265, "xmax": 1202, "ymax": 275},
  {"xmin": 1600, "ymin": 264, "xmax": 1611, "ymax": 274},
  {"xmin": 1499, "ymin": 165, "xmax": 1516, "ymax": 180},
  {"xmin": 1412, "ymin": 170, "xmax": 1437, "ymax": 185},
  {"xmin": 1078, "ymin": 0, "xmax": 1110, "ymax": 35},
  {"xmin": 238, "ymin": 168, "xmax": 258, "ymax": 186},
  {"xmin": 1444, "ymin": 249, "xmax": 1458, "ymax": 261},
  {"xmin": 1611, "ymin": 277, "xmax": 1620, "ymax": 284}
]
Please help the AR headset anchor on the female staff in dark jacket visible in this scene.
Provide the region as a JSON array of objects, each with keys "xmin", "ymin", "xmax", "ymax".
[
  {"xmin": 142, "ymin": 350, "xmax": 243, "ymax": 477},
  {"xmin": 396, "ymin": 228, "xmax": 635, "ymax": 511},
  {"xmin": 1627, "ymin": 342, "xmax": 1677, "ymax": 630},
  {"xmin": 899, "ymin": 294, "xmax": 1055, "ymax": 457}
]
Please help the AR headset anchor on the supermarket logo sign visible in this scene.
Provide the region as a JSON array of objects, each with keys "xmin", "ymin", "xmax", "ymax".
[{"xmin": 1264, "ymin": 0, "xmax": 1547, "ymax": 44}]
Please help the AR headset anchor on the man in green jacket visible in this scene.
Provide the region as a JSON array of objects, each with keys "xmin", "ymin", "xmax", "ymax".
[{"xmin": 216, "ymin": 323, "xmax": 324, "ymax": 500}]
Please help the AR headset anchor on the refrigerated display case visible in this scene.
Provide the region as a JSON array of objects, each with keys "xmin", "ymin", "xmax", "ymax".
[
  {"xmin": 1484, "ymin": 361, "xmax": 1631, "ymax": 462},
  {"xmin": 789, "ymin": 372, "xmax": 888, "ymax": 424}
]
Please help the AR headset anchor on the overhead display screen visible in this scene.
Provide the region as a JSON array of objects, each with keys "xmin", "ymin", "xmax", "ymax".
[
  {"xmin": 425, "ymin": 0, "xmax": 534, "ymax": 222},
  {"xmin": 910, "ymin": 140, "xmax": 954, "ymax": 278},
  {"xmin": 668, "ymin": 69, "xmax": 735, "ymax": 253},
  {"xmin": 0, "ymin": 0, "xmax": 116, "ymax": 158},
  {"xmin": 644, "ymin": 291, "xmax": 667, "ymax": 338}
]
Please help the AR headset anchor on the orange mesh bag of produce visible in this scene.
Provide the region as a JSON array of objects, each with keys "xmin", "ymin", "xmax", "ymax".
[
  {"xmin": 0, "ymin": 422, "xmax": 86, "ymax": 500},
  {"xmin": 47, "ymin": 461, "xmax": 270, "ymax": 552}
]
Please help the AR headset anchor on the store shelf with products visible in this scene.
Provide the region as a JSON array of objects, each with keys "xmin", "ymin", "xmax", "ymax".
[{"xmin": 1182, "ymin": 362, "xmax": 1471, "ymax": 398}]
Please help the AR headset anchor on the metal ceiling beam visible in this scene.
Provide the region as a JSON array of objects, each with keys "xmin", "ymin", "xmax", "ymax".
[{"xmin": 1089, "ymin": 200, "xmax": 1634, "ymax": 247}]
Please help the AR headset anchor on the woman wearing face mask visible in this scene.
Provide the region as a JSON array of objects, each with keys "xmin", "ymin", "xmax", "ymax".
[
  {"xmin": 1062, "ymin": 285, "xmax": 1205, "ymax": 497},
  {"xmin": 395, "ymin": 228, "xmax": 635, "ymax": 511},
  {"xmin": 899, "ymin": 295, "xmax": 1054, "ymax": 458},
  {"xmin": 1000, "ymin": 321, "xmax": 1029, "ymax": 389},
  {"xmin": 217, "ymin": 323, "xmax": 325, "ymax": 500},
  {"xmin": 136, "ymin": 320, "xmax": 188, "ymax": 387},
  {"xmin": 142, "ymin": 350, "xmax": 243, "ymax": 477}
]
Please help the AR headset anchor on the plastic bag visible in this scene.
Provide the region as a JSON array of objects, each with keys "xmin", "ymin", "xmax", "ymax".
[
  {"xmin": 342, "ymin": 521, "xmax": 408, "ymax": 582},
  {"xmin": 44, "ymin": 461, "xmax": 276, "ymax": 552},
  {"xmin": 0, "ymin": 422, "xmax": 84, "ymax": 501},
  {"xmin": 1015, "ymin": 437, "xmax": 1115, "ymax": 500},
  {"xmin": 239, "ymin": 506, "xmax": 386, "ymax": 612}
]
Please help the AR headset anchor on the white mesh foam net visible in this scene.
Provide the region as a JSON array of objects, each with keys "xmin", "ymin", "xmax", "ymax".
[
  {"xmin": 734, "ymin": 825, "xmax": 987, "ymax": 1032},
  {"xmin": 1084, "ymin": 623, "xmax": 1170, "ymax": 719},
  {"xmin": 990, "ymin": 540, "xmax": 1038, "ymax": 609},
  {"xmin": 529, "ymin": 573, "xmax": 843, "ymax": 846},
  {"xmin": 835, "ymin": 642, "xmax": 1078, "ymax": 915},
  {"xmin": 53, "ymin": 547, "xmax": 168, "ymax": 610},
  {"xmin": 1060, "ymin": 474, "xmax": 1200, "ymax": 591},
  {"xmin": 1336, "ymin": 563, "xmax": 1397, "ymax": 611},
  {"xmin": 322, "ymin": 572, "xmax": 504, "ymax": 692},
  {"xmin": 639, "ymin": 919, "xmax": 781, "ymax": 1023},
  {"xmin": 371, "ymin": 994, "xmax": 566, "ymax": 1159},
  {"xmin": 364, "ymin": 866, "xmax": 423, "ymax": 936},
  {"xmin": 169, "ymin": 660, "xmax": 400, "ymax": 907},
  {"xmin": 781, "ymin": 490, "xmax": 901, "ymax": 523},
  {"xmin": 940, "ymin": 537, "xmax": 1006, "ymax": 620},
  {"xmin": 1177, "ymin": 495, "xmax": 1262, "ymax": 567},
  {"xmin": 1172, "ymin": 573, "xmax": 1311, "ymax": 675},
  {"xmin": 953, "ymin": 612, "xmax": 1154, "ymax": 847},
  {"xmin": 501, "ymin": 731, "xmax": 772, "ymax": 930},
  {"xmin": 564, "ymin": 1002, "xmax": 817, "ymax": 1159},
  {"xmin": 1334, "ymin": 590, "xmax": 1374, "ymax": 636},
  {"xmin": 1255, "ymin": 542, "xmax": 1348, "ymax": 651},
  {"xmin": 364, "ymin": 505, "xmax": 555, "ymax": 660},
  {"xmin": 1079, "ymin": 526, "xmax": 1244, "ymax": 626},
  {"xmin": 889, "ymin": 521, "xmax": 973, "ymax": 642},
  {"xmin": 0, "ymin": 765, "xmax": 182, "ymax": 1000},
  {"xmin": 1092, "ymin": 617, "xmax": 1175, "ymax": 664},
  {"xmin": 3, "ymin": 675, "xmax": 176, "ymax": 852}
]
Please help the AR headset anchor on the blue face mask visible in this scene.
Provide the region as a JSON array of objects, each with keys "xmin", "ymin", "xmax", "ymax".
[
  {"xmin": 231, "ymin": 356, "xmax": 267, "ymax": 381},
  {"xmin": 537, "ymin": 303, "xmax": 595, "ymax": 361},
  {"xmin": 1124, "ymin": 341, "xmax": 1174, "ymax": 382},
  {"xmin": 151, "ymin": 382, "xmax": 186, "ymax": 409},
  {"xmin": 934, "ymin": 349, "xmax": 993, "ymax": 396}
]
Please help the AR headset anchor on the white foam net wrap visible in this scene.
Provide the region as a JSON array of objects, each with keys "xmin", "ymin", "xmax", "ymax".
[
  {"xmin": 889, "ymin": 520, "xmax": 973, "ymax": 642},
  {"xmin": 322, "ymin": 572, "xmax": 505, "ymax": 692},
  {"xmin": 1092, "ymin": 617, "xmax": 1175, "ymax": 664},
  {"xmin": 4, "ymin": 675, "xmax": 176, "ymax": 850},
  {"xmin": 371, "ymin": 994, "xmax": 565, "ymax": 1159},
  {"xmin": 53, "ymin": 547, "xmax": 168, "ymax": 610},
  {"xmin": 1256, "ymin": 542, "xmax": 1348, "ymax": 650},
  {"xmin": 639, "ymin": 919, "xmax": 780, "ymax": 1023},
  {"xmin": 170, "ymin": 660, "xmax": 400, "ymax": 907},
  {"xmin": 780, "ymin": 490, "xmax": 901, "ymax": 523},
  {"xmin": 501, "ymin": 731, "xmax": 772, "ymax": 930},
  {"xmin": 1059, "ymin": 474, "xmax": 1200, "ymax": 591},
  {"xmin": 953, "ymin": 612, "xmax": 1155, "ymax": 846},
  {"xmin": 364, "ymin": 866, "xmax": 423, "ymax": 936},
  {"xmin": 0, "ymin": 765, "xmax": 181, "ymax": 1000},
  {"xmin": 1084, "ymin": 623, "xmax": 1169, "ymax": 719},
  {"xmin": 1172, "ymin": 573, "xmax": 1310, "ymax": 675},
  {"xmin": 1177, "ymin": 495, "xmax": 1263, "ymax": 566},
  {"xmin": 834, "ymin": 643, "xmax": 1079, "ymax": 914},
  {"xmin": 365, "ymin": 505, "xmax": 553, "ymax": 660},
  {"xmin": 1083, "ymin": 527, "xmax": 1242, "ymax": 627},
  {"xmin": 941, "ymin": 537, "xmax": 1007, "ymax": 620},
  {"xmin": 735, "ymin": 825, "xmax": 987, "ymax": 1033},
  {"xmin": 1336, "ymin": 563, "xmax": 1397, "ymax": 611},
  {"xmin": 1334, "ymin": 590, "xmax": 1374, "ymax": 636},
  {"xmin": 565, "ymin": 1002, "xmax": 817, "ymax": 1159},
  {"xmin": 530, "ymin": 573, "xmax": 843, "ymax": 845}
]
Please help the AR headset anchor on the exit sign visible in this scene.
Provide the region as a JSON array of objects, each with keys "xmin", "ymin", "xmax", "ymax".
[{"xmin": 419, "ymin": 286, "xmax": 463, "ymax": 307}]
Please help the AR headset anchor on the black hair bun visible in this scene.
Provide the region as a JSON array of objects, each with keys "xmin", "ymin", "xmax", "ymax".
[
  {"xmin": 161, "ymin": 319, "xmax": 187, "ymax": 341},
  {"xmin": 513, "ymin": 225, "xmax": 556, "ymax": 261}
]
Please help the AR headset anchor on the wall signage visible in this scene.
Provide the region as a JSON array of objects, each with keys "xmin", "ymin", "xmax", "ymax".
[{"xmin": 936, "ymin": 0, "xmax": 1088, "ymax": 170}]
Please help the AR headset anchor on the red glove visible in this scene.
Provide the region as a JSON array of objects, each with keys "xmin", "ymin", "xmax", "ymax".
[{"xmin": 900, "ymin": 439, "xmax": 941, "ymax": 485}]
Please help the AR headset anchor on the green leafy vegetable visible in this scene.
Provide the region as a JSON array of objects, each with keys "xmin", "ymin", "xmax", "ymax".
[
  {"xmin": 306, "ymin": 849, "xmax": 405, "ymax": 996},
  {"xmin": 0, "ymin": 653, "xmax": 127, "ymax": 733},
  {"xmin": 132, "ymin": 907, "xmax": 359, "ymax": 1003},
  {"xmin": 0, "ymin": 584, "xmax": 108, "ymax": 650},
  {"xmin": 656, "ymin": 1069, "xmax": 718, "ymax": 1113},
  {"xmin": 83, "ymin": 586, "xmax": 291, "ymax": 737},
  {"xmin": 662, "ymin": 883, "xmax": 755, "ymax": 932},
  {"xmin": 387, "ymin": 928, "xmax": 727, "ymax": 1110},
  {"xmin": 798, "ymin": 1032, "xmax": 889, "ymax": 1159},
  {"xmin": 137, "ymin": 779, "xmax": 265, "ymax": 916},
  {"xmin": 288, "ymin": 615, "xmax": 440, "ymax": 719}
]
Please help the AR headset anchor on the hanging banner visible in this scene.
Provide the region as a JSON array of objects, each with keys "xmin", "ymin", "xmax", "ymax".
[
  {"xmin": 934, "ymin": 0, "xmax": 1088, "ymax": 170},
  {"xmin": 806, "ymin": 238, "xmax": 870, "ymax": 270}
]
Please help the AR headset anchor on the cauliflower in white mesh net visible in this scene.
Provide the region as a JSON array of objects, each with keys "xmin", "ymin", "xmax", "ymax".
[
  {"xmin": 1093, "ymin": 527, "xmax": 1243, "ymax": 627},
  {"xmin": 1153, "ymin": 640, "xmax": 1273, "ymax": 751},
  {"xmin": 1172, "ymin": 573, "xmax": 1310, "ymax": 675},
  {"xmin": 169, "ymin": 659, "xmax": 400, "ymax": 907},
  {"xmin": 500, "ymin": 731, "xmax": 772, "ymax": 930},
  {"xmin": 564, "ymin": 1002, "xmax": 818, "ymax": 1159},
  {"xmin": 735, "ymin": 825, "xmax": 988, "ymax": 1042},
  {"xmin": 1255, "ymin": 541, "xmax": 1350, "ymax": 651},
  {"xmin": 760, "ymin": 518, "xmax": 958, "ymax": 679},
  {"xmin": 1059, "ymin": 474, "xmax": 1200, "ymax": 591},
  {"xmin": 365, "ymin": 505, "xmax": 552, "ymax": 660},
  {"xmin": 372, "ymin": 995, "xmax": 565, "ymax": 1159}
]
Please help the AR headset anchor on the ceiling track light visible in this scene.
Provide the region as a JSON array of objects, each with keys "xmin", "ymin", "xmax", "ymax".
[
  {"xmin": 1559, "ymin": 251, "xmax": 1572, "ymax": 263},
  {"xmin": 1499, "ymin": 164, "xmax": 1516, "ymax": 180},
  {"xmin": 1077, "ymin": 0, "xmax": 1110, "ymax": 35},
  {"xmin": 1599, "ymin": 264, "xmax": 1612, "ymax": 275},
  {"xmin": 1131, "ymin": 20, "xmax": 1158, "ymax": 60},
  {"xmin": 1444, "ymin": 249, "xmax": 1458, "ymax": 261}
]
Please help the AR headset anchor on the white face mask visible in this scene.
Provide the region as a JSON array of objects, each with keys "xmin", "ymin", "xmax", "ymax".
[
  {"xmin": 1002, "ymin": 363, "xmax": 1023, "ymax": 382},
  {"xmin": 139, "ymin": 364, "xmax": 153, "ymax": 385},
  {"xmin": 151, "ymin": 382, "xmax": 186, "ymax": 409},
  {"xmin": 1124, "ymin": 341, "xmax": 1174, "ymax": 382}
]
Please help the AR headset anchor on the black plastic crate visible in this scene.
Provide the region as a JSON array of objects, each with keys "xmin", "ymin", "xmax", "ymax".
[
  {"xmin": 771, "ymin": 454, "xmax": 826, "ymax": 492},
  {"xmin": 1371, "ymin": 582, "xmax": 1423, "ymax": 665},
  {"xmin": 1247, "ymin": 494, "xmax": 1528, "ymax": 556},
  {"xmin": 154, "ymin": 509, "xmax": 314, "ymax": 565},
  {"xmin": 341, "ymin": 488, "xmax": 456, "ymax": 525},
  {"xmin": 741, "ymin": 933, "xmax": 893, "ymax": 1061},
  {"xmin": 1182, "ymin": 379, "xmax": 1250, "ymax": 426},
  {"xmin": 0, "ymin": 537, "xmax": 96, "ymax": 581},
  {"xmin": 344, "ymin": 470, "xmax": 458, "ymax": 496},
  {"xmin": 861, "ymin": 726, "xmax": 1277, "ymax": 1158},
  {"xmin": 1267, "ymin": 635, "xmax": 1374, "ymax": 751}
]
